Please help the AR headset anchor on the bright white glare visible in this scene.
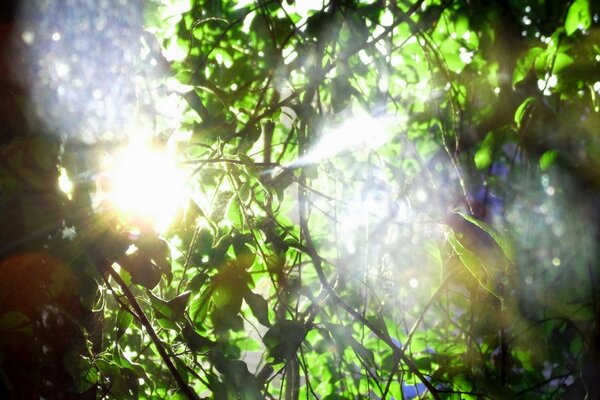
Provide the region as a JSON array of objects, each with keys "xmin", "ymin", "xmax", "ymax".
[
  {"xmin": 409, "ymin": 278, "xmax": 419, "ymax": 288},
  {"xmin": 21, "ymin": 30, "xmax": 35, "ymax": 45},
  {"xmin": 99, "ymin": 146, "xmax": 188, "ymax": 233},
  {"xmin": 552, "ymin": 257, "xmax": 561, "ymax": 267},
  {"xmin": 293, "ymin": 113, "xmax": 394, "ymax": 166},
  {"xmin": 459, "ymin": 48, "xmax": 474, "ymax": 64},
  {"xmin": 58, "ymin": 167, "xmax": 74, "ymax": 200}
]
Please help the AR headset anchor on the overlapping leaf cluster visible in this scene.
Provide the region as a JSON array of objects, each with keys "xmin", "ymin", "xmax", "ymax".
[{"xmin": 9, "ymin": 0, "xmax": 599, "ymax": 398}]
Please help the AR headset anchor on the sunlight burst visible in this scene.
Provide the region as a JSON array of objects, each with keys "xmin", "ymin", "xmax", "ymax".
[{"xmin": 99, "ymin": 145, "xmax": 188, "ymax": 232}]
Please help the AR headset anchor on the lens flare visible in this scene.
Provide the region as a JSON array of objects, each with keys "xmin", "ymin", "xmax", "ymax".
[{"xmin": 98, "ymin": 145, "xmax": 188, "ymax": 233}]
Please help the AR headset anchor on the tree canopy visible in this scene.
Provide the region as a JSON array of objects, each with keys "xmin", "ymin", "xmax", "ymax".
[{"xmin": 1, "ymin": 0, "xmax": 600, "ymax": 399}]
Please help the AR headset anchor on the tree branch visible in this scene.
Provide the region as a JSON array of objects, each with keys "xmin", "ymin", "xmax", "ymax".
[{"xmin": 105, "ymin": 266, "xmax": 199, "ymax": 400}]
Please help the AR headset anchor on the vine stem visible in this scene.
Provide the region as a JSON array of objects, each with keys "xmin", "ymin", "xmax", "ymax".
[{"xmin": 105, "ymin": 266, "xmax": 200, "ymax": 400}]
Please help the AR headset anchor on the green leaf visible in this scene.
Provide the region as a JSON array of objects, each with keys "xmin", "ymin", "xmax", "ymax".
[
  {"xmin": 115, "ymin": 309, "xmax": 133, "ymax": 341},
  {"xmin": 183, "ymin": 89, "xmax": 210, "ymax": 120},
  {"xmin": 64, "ymin": 352, "xmax": 98, "ymax": 393},
  {"xmin": 209, "ymin": 351, "xmax": 263, "ymax": 399},
  {"xmin": 136, "ymin": 234, "xmax": 173, "ymax": 283},
  {"xmin": 305, "ymin": 11, "xmax": 330, "ymax": 39},
  {"xmin": 0, "ymin": 311, "xmax": 32, "ymax": 336},
  {"xmin": 147, "ymin": 290, "xmax": 172, "ymax": 319},
  {"xmin": 565, "ymin": 0, "xmax": 591, "ymax": 36},
  {"xmin": 238, "ymin": 153, "xmax": 254, "ymax": 168},
  {"xmin": 167, "ymin": 290, "xmax": 192, "ymax": 321},
  {"xmin": 263, "ymin": 320, "xmax": 307, "ymax": 363},
  {"xmin": 244, "ymin": 291, "xmax": 271, "ymax": 326},
  {"xmin": 232, "ymin": 235, "xmax": 255, "ymax": 269},
  {"xmin": 455, "ymin": 212, "xmax": 516, "ymax": 264},
  {"xmin": 512, "ymin": 47, "xmax": 543, "ymax": 87},
  {"xmin": 348, "ymin": 337, "xmax": 376, "ymax": 369},
  {"xmin": 514, "ymin": 97, "xmax": 536, "ymax": 129},
  {"xmin": 331, "ymin": 77, "xmax": 354, "ymax": 114},
  {"xmin": 448, "ymin": 233, "xmax": 502, "ymax": 303},
  {"xmin": 227, "ymin": 196, "xmax": 244, "ymax": 229},
  {"xmin": 552, "ymin": 52, "xmax": 575, "ymax": 74},
  {"xmin": 118, "ymin": 252, "xmax": 162, "ymax": 290},
  {"xmin": 190, "ymin": 288, "xmax": 213, "ymax": 325},
  {"xmin": 540, "ymin": 150, "xmax": 558, "ymax": 171},
  {"xmin": 474, "ymin": 132, "xmax": 494, "ymax": 170},
  {"xmin": 156, "ymin": 318, "xmax": 178, "ymax": 330},
  {"xmin": 182, "ymin": 321, "xmax": 214, "ymax": 352}
]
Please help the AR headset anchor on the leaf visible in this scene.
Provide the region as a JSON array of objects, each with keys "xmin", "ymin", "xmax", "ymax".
[
  {"xmin": 552, "ymin": 52, "xmax": 575, "ymax": 74},
  {"xmin": 305, "ymin": 11, "xmax": 329, "ymax": 39},
  {"xmin": 454, "ymin": 211, "xmax": 516, "ymax": 264},
  {"xmin": 474, "ymin": 132, "xmax": 495, "ymax": 170},
  {"xmin": 136, "ymin": 234, "xmax": 173, "ymax": 283},
  {"xmin": 115, "ymin": 309, "xmax": 133, "ymax": 341},
  {"xmin": 244, "ymin": 291, "xmax": 271, "ymax": 326},
  {"xmin": 348, "ymin": 337, "xmax": 376, "ymax": 369},
  {"xmin": 514, "ymin": 97, "xmax": 536, "ymax": 129},
  {"xmin": 63, "ymin": 352, "xmax": 98, "ymax": 393},
  {"xmin": 147, "ymin": 290, "xmax": 172, "ymax": 319},
  {"xmin": 189, "ymin": 288, "xmax": 213, "ymax": 325},
  {"xmin": 118, "ymin": 252, "xmax": 162, "ymax": 290},
  {"xmin": 262, "ymin": 320, "xmax": 307, "ymax": 363},
  {"xmin": 232, "ymin": 235, "xmax": 256, "ymax": 269},
  {"xmin": 565, "ymin": 0, "xmax": 591, "ymax": 36},
  {"xmin": 183, "ymin": 89, "xmax": 210, "ymax": 120},
  {"xmin": 448, "ymin": 234, "xmax": 502, "ymax": 303},
  {"xmin": 167, "ymin": 290, "xmax": 192, "ymax": 321},
  {"xmin": 331, "ymin": 77, "xmax": 354, "ymax": 114},
  {"xmin": 512, "ymin": 47, "xmax": 543, "ymax": 87},
  {"xmin": 156, "ymin": 318, "xmax": 178, "ymax": 330},
  {"xmin": 238, "ymin": 153, "xmax": 254, "ymax": 168},
  {"xmin": 209, "ymin": 350, "xmax": 262, "ymax": 399},
  {"xmin": 227, "ymin": 196, "xmax": 244, "ymax": 229},
  {"xmin": 182, "ymin": 321, "xmax": 214, "ymax": 352},
  {"xmin": 474, "ymin": 147, "xmax": 492, "ymax": 170},
  {"xmin": 539, "ymin": 150, "xmax": 558, "ymax": 172},
  {"xmin": 325, "ymin": 323, "xmax": 376, "ymax": 368}
]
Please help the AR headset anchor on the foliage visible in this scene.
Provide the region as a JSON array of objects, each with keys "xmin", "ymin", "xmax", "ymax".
[{"xmin": 2, "ymin": 0, "xmax": 600, "ymax": 399}]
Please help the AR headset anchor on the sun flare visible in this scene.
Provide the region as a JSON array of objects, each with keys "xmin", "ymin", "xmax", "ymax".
[{"xmin": 98, "ymin": 145, "xmax": 188, "ymax": 233}]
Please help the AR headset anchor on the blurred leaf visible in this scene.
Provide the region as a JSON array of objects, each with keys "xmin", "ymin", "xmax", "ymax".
[
  {"xmin": 167, "ymin": 290, "xmax": 192, "ymax": 321},
  {"xmin": 513, "ymin": 47, "xmax": 543, "ymax": 87},
  {"xmin": 565, "ymin": 0, "xmax": 591, "ymax": 36},
  {"xmin": 474, "ymin": 132, "xmax": 495, "ymax": 170},
  {"xmin": 455, "ymin": 212, "xmax": 515, "ymax": 264},
  {"xmin": 115, "ymin": 309, "xmax": 134, "ymax": 341},
  {"xmin": 182, "ymin": 320, "xmax": 214, "ymax": 352},
  {"xmin": 540, "ymin": 150, "xmax": 558, "ymax": 172},
  {"xmin": 136, "ymin": 234, "xmax": 173, "ymax": 283},
  {"xmin": 232, "ymin": 235, "xmax": 255, "ymax": 269},
  {"xmin": 118, "ymin": 252, "xmax": 162, "ymax": 290},
  {"xmin": 227, "ymin": 196, "xmax": 244, "ymax": 229},
  {"xmin": 244, "ymin": 291, "xmax": 270, "ymax": 326},
  {"xmin": 263, "ymin": 320, "xmax": 307, "ymax": 363},
  {"xmin": 514, "ymin": 97, "xmax": 536, "ymax": 129},
  {"xmin": 331, "ymin": 77, "xmax": 354, "ymax": 114},
  {"xmin": 147, "ymin": 290, "xmax": 172, "ymax": 319},
  {"xmin": 448, "ymin": 234, "xmax": 502, "ymax": 302}
]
